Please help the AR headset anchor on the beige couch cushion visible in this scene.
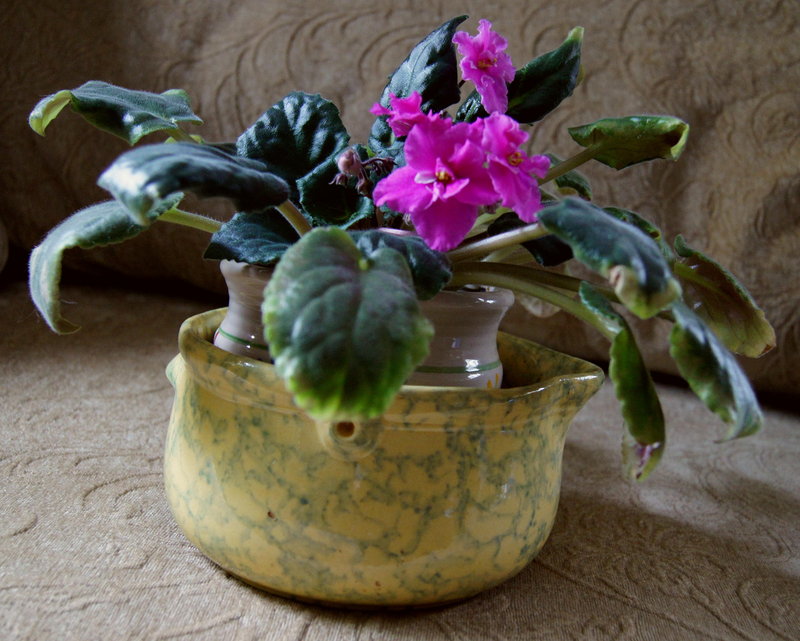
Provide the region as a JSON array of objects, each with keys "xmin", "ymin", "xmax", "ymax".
[
  {"xmin": 3, "ymin": 1, "xmax": 798, "ymax": 394},
  {"xmin": 2, "ymin": 278, "xmax": 799, "ymax": 639}
]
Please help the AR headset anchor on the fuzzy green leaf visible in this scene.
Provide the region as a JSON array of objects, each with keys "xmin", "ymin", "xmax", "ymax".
[
  {"xmin": 669, "ymin": 302, "xmax": 763, "ymax": 440},
  {"xmin": 568, "ymin": 115, "xmax": 689, "ymax": 169},
  {"xmin": 237, "ymin": 92, "xmax": 351, "ymax": 197},
  {"xmin": 29, "ymin": 81, "xmax": 202, "ymax": 144},
  {"xmin": 28, "ymin": 90, "xmax": 72, "ymax": 135},
  {"xmin": 604, "ymin": 206, "xmax": 674, "ymax": 263},
  {"xmin": 297, "ymin": 145, "xmax": 375, "ymax": 227},
  {"xmin": 203, "ymin": 210, "xmax": 299, "ymax": 266},
  {"xmin": 352, "ymin": 230, "xmax": 451, "ymax": 300},
  {"xmin": 98, "ymin": 142, "xmax": 290, "ymax": 225},
  {"xmin": 506, "ymin": 27, "xmax": 583, "ymax": 123},
  {"xmin": 454, "ymin": 90, "xmax": 484, "ymax": 123},
  {"xmin": 369, "ymin": 15, "xmax": 467, "ymax": 159},
  {"xmin": 28, "ymin": 196, "xmax": 181, "ymax": 333},
  {"xmin": 538, "ymin": 198, "xmax": 682, "ymax": 317},
  {"xmin": 262, "ymin": 228, "xmax": 433, "ymax": 421},
  {"xmin": 674, "ymin": 235, "xmax": 775, "ymax": 358},
  {"xmin": 580, "ymin": 283, "xmax": 665, "ymax": 480}
]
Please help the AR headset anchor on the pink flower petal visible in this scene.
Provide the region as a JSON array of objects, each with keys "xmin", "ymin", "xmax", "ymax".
[
  {"xmin": 370, "ymin": 92, "xmax": 427, "ymax": 137},
  {"xmin": 370, "ymin": 103, "xmax": 392, "ymax": 117},
  {"xmin": 403, "ymin": 114, "xmax": 454, "ymax": 169},
  {"xmin": 528, "ymin": 154, "xmax": 551, "ymax": 178},
  {"xmin": 481, "ymin": 112, "xmax": 528, "ymax": 154},
  {"xmin": 410, "ymin": 199, "xmax": 481, "ymax": 251},
  {"xmin": 489, "ymin": 162, "xmax": 541, "ymax": 222},
  {"xmin": 453, "ymin": 19, "xmax": 515, "ymax": 114},
  {"xmin": 373, "ymin": 166, "xmax": 432, "ymax": 213}
]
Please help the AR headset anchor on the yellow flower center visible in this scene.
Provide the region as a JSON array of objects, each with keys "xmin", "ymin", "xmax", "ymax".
[
  {"xmin": 435, "ymin": 169, "xmax": 453, "ymax": 184},
  {"xmin": 477, "ymin": 56, "xmax": 497, "ymax": 70},
  {"xmin": 507, "ymin": 151, "xmax": 523, "ymax": 166}
]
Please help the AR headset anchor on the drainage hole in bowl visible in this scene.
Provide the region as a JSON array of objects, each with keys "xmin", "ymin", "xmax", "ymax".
[{"xmin": 335, "ymin": 421, "xmax": 356, "ymax": 438}]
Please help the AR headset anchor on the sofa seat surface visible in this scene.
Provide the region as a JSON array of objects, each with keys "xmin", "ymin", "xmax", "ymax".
[{"xmin": 1, "ymin": 278, "xmax": 798, "ymax": 641}]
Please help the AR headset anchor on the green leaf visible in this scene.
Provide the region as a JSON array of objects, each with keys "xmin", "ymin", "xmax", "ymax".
[
  {"xmin": 506, "ymin": 27, "xmax": 583, "ymax": 124},
  {"xmin": 580, "ymin": 283, "xmax": 665, "ymax": 480},
  {"xmin": 98, "ymin": 142, "xmax": 290, "ymax": 225},
  {"xmin": 454, "ymin": 89, "xmax": 484, "ymax": 123},
  {"xmin": 604, "ymin": 206, "xmax": 674, "ymax": 263},
  {"xmin": 28, "ymin": 196, "xmax": 181, "ymax": 333},
  {"xmin": 545, "ymin": 153, "xmax": 592, "ymax": 200},
  {"xmin": 674, "ymin": 235, "xmax": 775, "ymax": 358},
  {"xmin": 237, "ymin": 92, "xmax": 351, "ymax": 196},
  {"xmin": 538, "ymin": 198, "xmax": 682, "ymax": 317},
  {"xmin": 568, "ymin": 115, "xmax": 689, "ymax": 169},
  {"xmin": 669, "ymin": 302, "xmax": 763, "ymax": 440},
  {"xmin": 263, "ymin": 228, "xmax": 433, "ymax": 421},
  {"xmin": 297, "ymin": 145, "xmax": 375, "ymax": 227},
  {"xmin": 28, "ymin": 90, "xmax": 73, "ymax": 135},
  {"xmin": 352, "ymin": 230, "xmax": 451, "ymax": 300},
  {"xmin": 369, "ymin": 15, "xmax": 467, "ymax": 159},
  {"xmin": 203, "ymin": 210, "xmax": 299, "ymax": 266},
  {"xmin": 29, "ymin": 81, "xmax": 202, "ymax": 144},
  {"xmin": 487, "ymin": 213, "xmax": 573, "ymax": 266}
]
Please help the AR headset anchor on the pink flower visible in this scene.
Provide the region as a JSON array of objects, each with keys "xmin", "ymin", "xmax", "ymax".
[
  {"xmin": 479, "ymin": 113, "xmax": 550, "ymax": 222},
  {"xmin": 369, "ymin": 91, "xmax": 427, "ymax": 137},
  {"xmin": 453, "ymin": 19, "xmax": 516, "ymax": 114},
  {"xmin": 373, "ymin": 116, "xmax": 497, "ymax": 251}
]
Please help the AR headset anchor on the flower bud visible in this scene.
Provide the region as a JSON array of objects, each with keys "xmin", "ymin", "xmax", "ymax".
[{"xmin": 336, "ymin": 148, "xmax": 363, "ymax": 176}]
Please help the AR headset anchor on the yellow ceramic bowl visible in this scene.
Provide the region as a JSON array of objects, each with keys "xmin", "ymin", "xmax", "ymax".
[{"xmin": 164, "ymin": 309, "xmax": 603, "ymax": 607}]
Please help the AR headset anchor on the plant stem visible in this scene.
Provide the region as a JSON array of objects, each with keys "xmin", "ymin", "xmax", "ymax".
[
  {"xmin": 447, "ymin": 223, "xmax": 550, "ymax": 262},
  {"xmin": 483, "ymin": 246, "xmax": 527, "ymax": 264},
  {"xmin": 158, "ymin": 208, "xmax": 222, "ymax": 233},
  {"xmin": 454, "ymin": 260, "xmax": 590, "ymax": 294},
  {"xmin": 541, "ymin": 144, "xmax": 602, "ymax": 184},
  {"xmin": 276, "ymin": 200, "xmax": 313, "ymax": 237},
  {"xmin": 450, "ymin": 262, "xmax": 617, "ymax": 340},
  {"xmin": 168, "ymin": 127, "xmax": 197, "ymax": 143}
]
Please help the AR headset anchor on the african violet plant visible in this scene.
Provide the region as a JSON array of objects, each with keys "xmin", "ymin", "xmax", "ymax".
[{"xmin": 28, "ymin": 16, "xmax": 774, "ymax": 479}]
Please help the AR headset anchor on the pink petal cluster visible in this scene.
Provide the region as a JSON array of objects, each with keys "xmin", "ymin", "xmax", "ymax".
[
  {"xmin": 372, "ymin": 112, "xmax": 549, "ymax": 251},
  {"xmin": 369, "ymin": 19, "xmax": 549, "ymax": 251},
  {"xmin": 479, "ymin": 113, "xmax": 550, "ymax": 222},
  {"xmin": 369, "ymin": 92, "xmax": 427, "ymax": 138},
  {"xmin": 373, "ymin": 115, "xmax": 495, "ymax": 251},
  {"xmin": 453, "ymin": 19, "xmax": 516, "ymax": 114}
]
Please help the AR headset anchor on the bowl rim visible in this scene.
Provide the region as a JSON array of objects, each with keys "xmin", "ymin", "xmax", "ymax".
[{"xmin": 173, "ymin": 308, "xmax": 605, "ymax": 425}]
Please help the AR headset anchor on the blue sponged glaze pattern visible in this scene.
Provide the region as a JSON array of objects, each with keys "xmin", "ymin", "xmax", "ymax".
[{"xmin": 164, "ymin": 308, "xmax": 603, "ymax": 607}]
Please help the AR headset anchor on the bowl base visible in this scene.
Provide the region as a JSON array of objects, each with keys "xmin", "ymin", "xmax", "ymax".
[{"xmin": 223, "ymin": 567, "xmax": 480, "ymax": 611}]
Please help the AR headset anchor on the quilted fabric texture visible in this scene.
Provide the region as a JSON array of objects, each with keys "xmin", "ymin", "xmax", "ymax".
[
  {"xmin": 2, "ymin": 0, "xmax": 798, "ymax": 394},
  {"xmin": 2, "ymin": 278, "xmax": 798, "ymax": 639}
]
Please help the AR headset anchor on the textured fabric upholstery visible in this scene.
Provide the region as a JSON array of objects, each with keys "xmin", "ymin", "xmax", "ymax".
[
  {"xmin": 1, "ymin": 278, "xmax": 798, "ymax": 639},
  {"xmin": 2, "ymin": 6, "xmax": 799, "ymax": 634}
]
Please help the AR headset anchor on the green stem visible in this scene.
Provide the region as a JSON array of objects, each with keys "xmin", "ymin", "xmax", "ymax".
[
  {"xmin": 454, "ymin": 260, "xmax": 595, "ymax": 295},
  {"xmin": 450, "ymin": 262, "xmax": 617, "ymax": 340},
  {"xmin": 541, "ymin": 144, "xmax": 602, "ymax": 185},
  {"xmin": 447, "ymin": 223, "xmax": 549, "ymax": 263},
  {"xmin": 167, "ymin": 127, "xmax": 197, "ymax": 143},
  {"xmin": 482, "ymin": 246, "xmax": 526, "ymax": 264},
  {"xmin": 276, "ymin": 200, "xmax": 313, "ymax": 237},
  {"xmin": 158, "ymin": 208, "xmax": 222, "ymax": 233}
]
